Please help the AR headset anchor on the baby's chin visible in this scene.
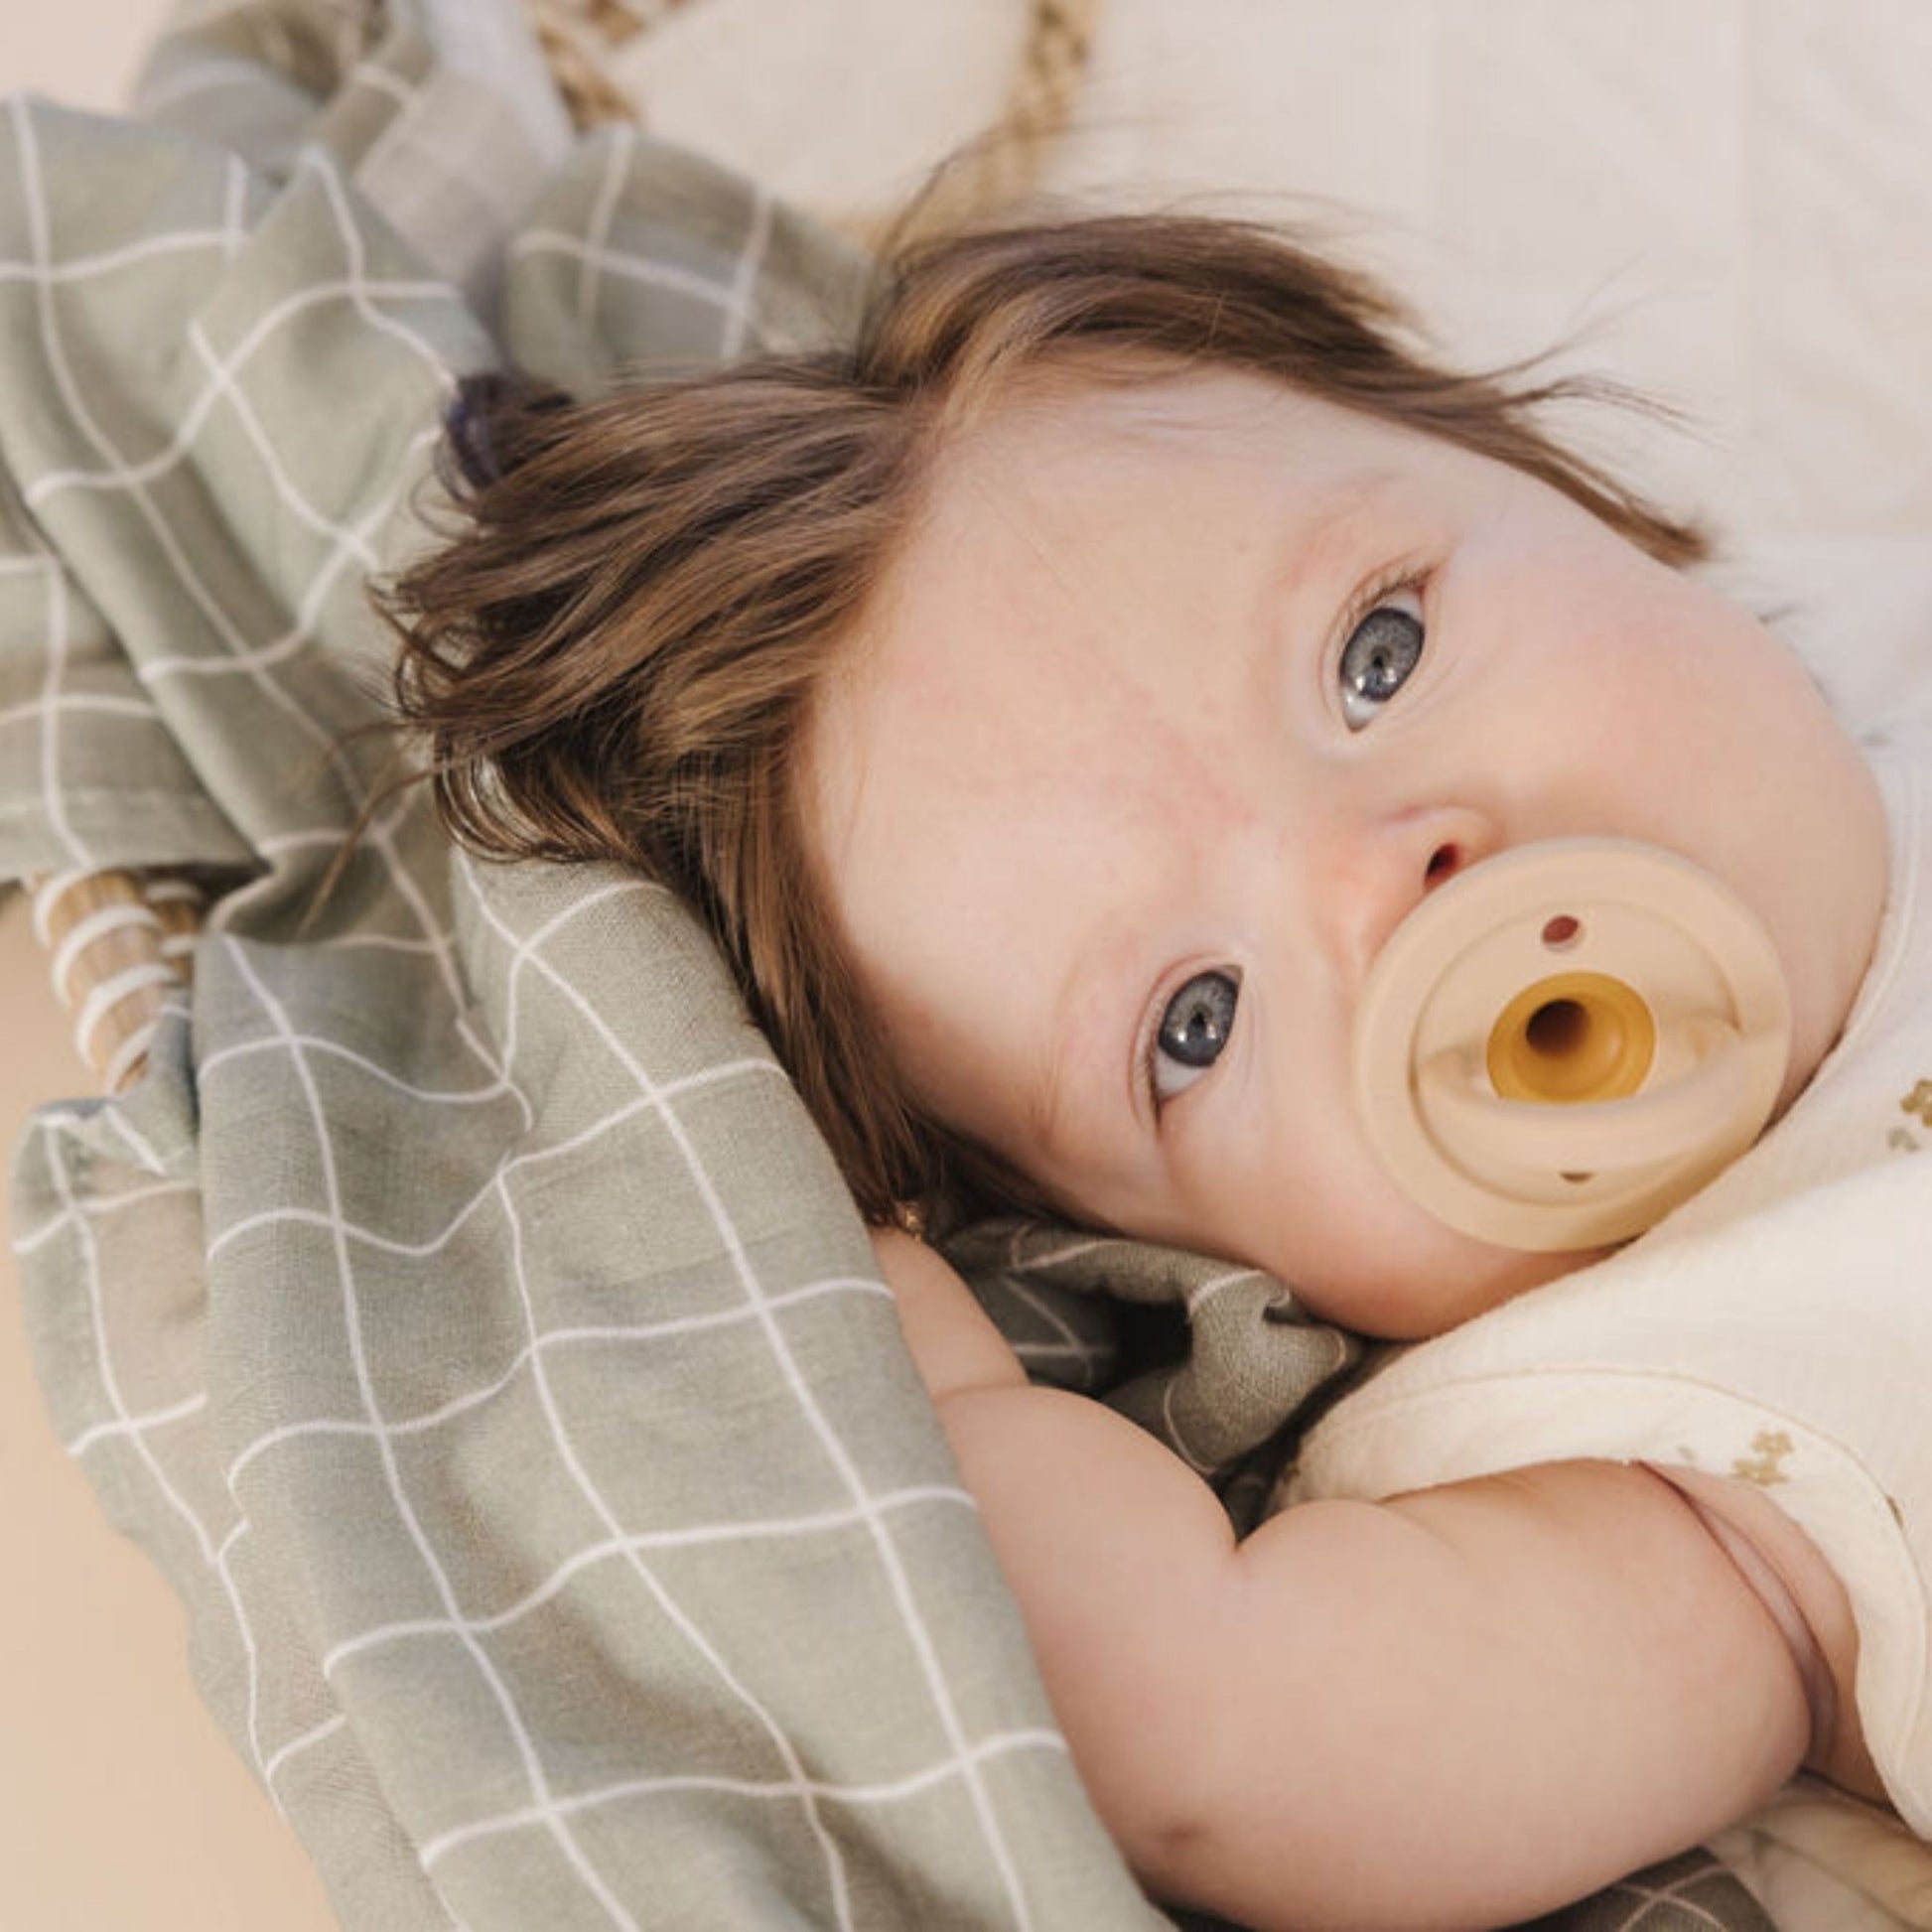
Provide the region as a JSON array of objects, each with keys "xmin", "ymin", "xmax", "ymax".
[{"xmin": 1291, "ymin": 1229, "xmax": 1613, "ymax": 1342}]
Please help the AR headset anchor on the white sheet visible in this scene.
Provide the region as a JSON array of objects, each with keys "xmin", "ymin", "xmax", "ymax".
[{"xmin": 619, "ymin": 0, "xmax": 1932, "ymax": 545}]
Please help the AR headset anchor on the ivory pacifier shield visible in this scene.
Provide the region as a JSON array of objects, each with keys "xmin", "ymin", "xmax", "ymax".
[{"xmin": 1353, "ymin": 841, "xmax": 1792, "ymax": 1251}]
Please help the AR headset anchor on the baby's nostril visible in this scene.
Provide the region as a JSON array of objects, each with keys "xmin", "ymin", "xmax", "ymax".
[{"xmin": 1425, "ymin": 843, "xmax": 1460, "ymax": 889}]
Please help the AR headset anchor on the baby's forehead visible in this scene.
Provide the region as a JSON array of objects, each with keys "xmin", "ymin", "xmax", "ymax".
[
  {"xmin": 923, "ymin": 359, "xmax": 1443, "ymax": 533},
  {"xmin": 944, "ymin": 358, "xmax": 1312, "ymax": 461}
]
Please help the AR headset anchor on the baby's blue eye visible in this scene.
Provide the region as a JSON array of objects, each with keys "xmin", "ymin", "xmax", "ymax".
[
  {"xmin": 1151, "ymin": 969, "xmax": 1240, "ymax": 1103},
  {"xmin": 1338, "ymin": 587, "xmax": 1425, "ymax": 730}
]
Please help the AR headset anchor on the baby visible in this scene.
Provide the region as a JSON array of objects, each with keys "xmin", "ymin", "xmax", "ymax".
[{"xmin": 382, "ymin": 213, "xmax": 1924, "ymax": 1928}]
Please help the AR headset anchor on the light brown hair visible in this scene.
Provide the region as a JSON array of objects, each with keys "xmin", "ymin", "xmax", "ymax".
[{"xmin": 375, "ymin": 212, "xmax": 1708, "ymax": 1233}]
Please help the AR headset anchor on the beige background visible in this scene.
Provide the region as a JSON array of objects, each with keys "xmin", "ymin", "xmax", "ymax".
[{"xmin": 4, "ymin": 12, "xmax": 337, "ymax": 1931}]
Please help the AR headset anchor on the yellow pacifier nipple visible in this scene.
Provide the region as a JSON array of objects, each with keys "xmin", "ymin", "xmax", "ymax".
[
  {"xmin": 1353, "ymin": 841, "xmax": 1792, "ymax": 1252},
  {"xmin": 1486, "ymin": 971, "xmax": 1658, "ymax": 1104}
]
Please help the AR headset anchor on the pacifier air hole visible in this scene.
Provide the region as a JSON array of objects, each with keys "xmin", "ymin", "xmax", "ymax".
[{"xmin": 1541, "ymin": 914, "xmax": 1583, "ymax": 949}]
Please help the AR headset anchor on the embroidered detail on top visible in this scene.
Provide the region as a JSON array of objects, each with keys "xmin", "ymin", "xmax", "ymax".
[
  {"xmin": 1902, "ymin": 1078, "xmax": 1932, "ymax": 1127},
  {"xmin": 1732, "ymin": 1429, "xmax": 1796, "ymax": 1486}
]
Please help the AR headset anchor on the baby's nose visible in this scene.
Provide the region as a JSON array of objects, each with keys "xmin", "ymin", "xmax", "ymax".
[
  {"xmin": 1340, "ymin": 806, "xmax": 1499, "ymax": 977},
  {"xmin": 1425, "ymin": 840, "xmax": 1466, "ymax": 891}
]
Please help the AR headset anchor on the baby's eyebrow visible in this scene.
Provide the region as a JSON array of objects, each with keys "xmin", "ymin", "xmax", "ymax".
[
  {"xmin": 1290, "ymin": 465, "xmax": 1397, "ymax": 592},
  {"xmin": 1228, "ymin": 462, "xmax": 1398, "ymax": 722}
]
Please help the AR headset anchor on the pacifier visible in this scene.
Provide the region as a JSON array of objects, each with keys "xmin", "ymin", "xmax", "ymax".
[{"xmin": 1353, "ymin": 841, "xmax": 1792, "ymax": 1252}]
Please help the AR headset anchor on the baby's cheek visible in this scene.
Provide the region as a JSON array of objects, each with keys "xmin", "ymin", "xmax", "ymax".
[{"xmin": 1270, "ymin": 1188, "xmax": 1588, "ymax": 1340}]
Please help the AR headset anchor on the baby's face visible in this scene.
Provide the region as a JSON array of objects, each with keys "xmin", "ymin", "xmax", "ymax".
[{"xmin": 800, "ymin": 369, "xmax": 1888, "ymax": 1337}]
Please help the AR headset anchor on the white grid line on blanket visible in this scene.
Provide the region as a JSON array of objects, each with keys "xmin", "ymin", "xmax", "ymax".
[
  {"xmin": 207, "ymin": 814, "xmax": 641, "ymax": 1911},
  {"xmin": 321, "ymin": 1483, "xmax": 977, "ymax": 1658},
  {"xmin": 460, "ymin": 861, "xmax": 864, "ymax": 1927},
  {"xmin": 4, "ymin": 102, "xmax": 448, "ymax": 825},
  {"xmin": 221, "ymin": 932, "xmax": 649, "ymax": 1929},
  {"xmin": 361, "ymin": 805, "xmax": 533, "ymax": 1110},
  {"xmin": 26, "ymin": 1114, "xmax": 285, "ymax": 1804},
  {"xmin": 101, "ymin": 1076, "xmax": 178, "ymax": 1174},
  {"xmin": 1600, "ymin": 1860, "xmax": 1736, "ymax": 1932},
  {"xmin": 349, "ymin": 56, "xmax": 422, "ymax": 116},
  {"xmin": 222, "ymin": 1271, "xmax": 895, "ymax": 1489},
  {"xmin": 0, "ymin": 226, "xmax": 240, "ymax": 286},
  {"xmin": 67, "ymin": 1389, "xmax": 208, "ymax": 1458},
  {"xmin": 720, "ymin": 182, "xmax": 774, "ymax": 363},
  {"xmin": 9, "ymin": 99, "xmax": 297, "ymax": 676},
  {"xmin": 1187, "ymin": 1264, "xmax": 1267, "ymax": 1315},
  {"xmin": 208, "ymin": 1518, "xmax": 282, "ymax": 1810},
  {"xmin": 577, "ymin": 124, "xmax": 632, "ymax": 324},
  {"xmin": 262, "ymin": 1710, "xmax": 348, "ymax": 1793},
  {"xmin": 203, "ymin": 1027, "xmax": 539, "ymax": 1106},
  {"xmin": 0, "ymin": 690, "xmax": 167, "ymax": 734},
  {"xmin": 136, "ymin": 419, "xmax": 439, "ymax": 764},
  {"xmin": 12, "ymin": 1061, "xmax": 188, "ymax": 1182},
  {"xmin": 222, "ymin": 803, "xmax": 536, "ymax": 1132},
  {"xmin": 187, "ymin": 323, "xmax": 381, "ymax": 573},
  {"xmin": 134, "ymin": 54, "xmax": 287, "ymax": 121},
  {"xmin": 461, "ymin": 850, "xmax": 1040, "ymax": 1932},
  {"xmin": 34, "ymin": 545, "xmax": 89, "ymax": 869},
  {"xmin": 1011, "ymin": 1338, "xmax": 1104, "ymax": 1377},
  {"xmin": 500, "ymin": 1239, "xmax": 867, "ymax": 1928},
  {"xmin": 347, "ymin": 52, "xmax": 431, "ymax": 202},
  {"xmin": 416, "ymin": 1726, "xmax": 1071, "ymax": 1873},
  {"xmin": 991, "ymin": 1269, "xmax": 1097, "ymax": 1372},
  {"xmin": 0, "ymin": 504, "xmax": 90, "ymax": 875},
  {"xmin": 202, "ymin": 1063, "xmax": 793, "ymax": 1264},
  {"xmin": 1162, "ymin": 1377, "xmax": 1215, "ymax": 1477},
  {"xmin": 1001, "ymin": 1226, "xmax": 1110, "ymax": 1273},
  {"xmin": 509, "ymin": 229, "xmax": 780, "ymax": 352},
  {"xmin": 23, "ymin": 270, "xmax": 448, "ymax": 505},
  {"xmin": 111, "ymin": 295, "xmax": 441, "ymax": 821},
  {"xmin": 306, "ymin": 148, "xmax": 457, "ymax": 381},
  {"xmin": 223, "ymin": 148, "xmax": 250, "ymax": 262},
  {"xmin": 9, "ymin": 1177, "xmax": 200, "ymax": 1258},
  {"xmin": 354, "ymin": 40, "xmax": 546, "ymax": 232}
]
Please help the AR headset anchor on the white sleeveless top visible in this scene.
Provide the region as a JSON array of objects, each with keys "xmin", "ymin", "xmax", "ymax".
[{"xmin": 1286, "ymin": 736, "xmax": 1932, "ymax": 1833}]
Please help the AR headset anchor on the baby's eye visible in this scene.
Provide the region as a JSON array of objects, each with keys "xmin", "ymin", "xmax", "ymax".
[
  {"xmin": 1149, "ymin": 969, "xmax": 1240, "ymax": 1104},
  {"xmin": 1338, "ymin": 586, "xmax": 1426, "ymax": 730}
]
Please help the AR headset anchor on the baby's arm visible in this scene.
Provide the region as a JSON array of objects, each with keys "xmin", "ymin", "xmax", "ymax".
[{"xmin": 876, "ymin": 1228, "xmax": 1813, "ymax": 1932}]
